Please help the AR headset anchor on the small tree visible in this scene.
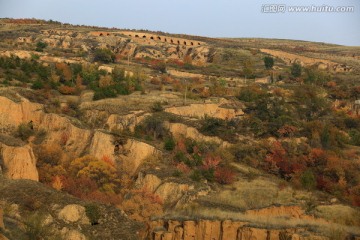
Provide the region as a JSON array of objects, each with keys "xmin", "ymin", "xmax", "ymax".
[
  {"xmin": 264, "ymin": 56, "xmax": 274, "ymax": 69},
  {"xmin": 291, "ymin": 63, "xmax": 302, "ymax": 78},
  {"xmin": 243, "ymin": 59, "xmax": 254, "ymax": 79},
  {"xmin": 35, "ymin": 41, "xmax": 47, "ymax": 52},
  {"xmin": 300, "ymin": 169, "xmax": 316, "ymax": 190},
  {"xmin": 93, "ymin": 48, "xmax": 115, "ymax": 63}
]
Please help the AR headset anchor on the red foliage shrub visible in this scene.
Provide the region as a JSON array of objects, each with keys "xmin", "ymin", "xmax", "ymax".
[
  {"xmin": 63, "ymin": 176, "xmax": 98, "ymax": 198},
  {"xmin": 277, "ymin": 124, "xmax": 298, "ymax": 137},
  {"xmin": 176, "ymin": 162, "xmax": 190, "ymax": 174},
  {"xmin": 60, "ymin": 131, "xmax": 70, "ymax": 146},
  {"xmin": 101, "ymin": 155, "xmax": 115, "ymax": 167},
  {"xmin": 309, "ymin": 148, "xmax": 327, "ymax": 167},
  {"xmin": 215, "ymin": 167, "xmax": 236, "ymax": 184},
  {"xmin": 202, "ymin": 154, "xmax": 221, "ymax": 170},
  {"xmin": 58, "ymin": 85, "xmax": 76, "ymax": 95}
]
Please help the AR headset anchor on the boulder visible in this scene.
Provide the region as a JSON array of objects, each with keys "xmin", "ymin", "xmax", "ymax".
[
  {"xmin": 61, "ymin": 229, "xmax": 87, "ymax": 240},
  {"xmin": 58, "ymin": 204, "xmax": 89, "ymax": 224}
]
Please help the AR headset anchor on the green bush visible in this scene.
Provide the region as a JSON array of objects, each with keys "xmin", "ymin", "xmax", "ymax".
[
  {"xmin": 16, "ymin": 123, "xmax": 35, "ymax": 141},
  {"xmin": 151, "ymin": 101, "xmax": 164, "ymax": 112},
  {"xmin": 31, "ymin": 80, "xmax": 44, "ymax": 90},
  {"xmin": 301, "ymin": 170, "xmax": 316, "ymax": 190},
  {"xmin": 35, "ymin": 41, "xmax": 47, "ymax": 52},
  {"xmin": 264, "ymin": 56, "xmax": 274, "ymax": 69},
  {"xmin": 200, "ymin": 116, "xmax": 225, "ymax": 136},
  {"xmin": 93, "ymin": 87, "xmax": 117, "ymax": 100},
  {"xmin": 85, "ymin": 204, "xmax": 101, "ymax": 225},
  {"xmin": 291, "ymin": 62, "xmax": 302, "ymax": 77},
  {"xmin": 190, "ymin": 169, "xmax": 202, "ymax": 182},
  {"xmin": 349, "ymin": 129, "xmax": 360, "ymax": 146},
  {"xmin": 93, "ymin": 48, "xmax": 115, "ymax": 63},
  {"xmin": 164, "ymin": 137, "xmax": 175, "ymax": 151}
]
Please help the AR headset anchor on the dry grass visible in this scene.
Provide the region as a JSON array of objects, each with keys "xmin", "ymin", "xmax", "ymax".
[
  {"xmin": 200, "ymin": 176, "xmax": 311, "ymax": 210},
  {"xmin": 315, "ymin": 204, "xmax": 360, "ymax": 226}
]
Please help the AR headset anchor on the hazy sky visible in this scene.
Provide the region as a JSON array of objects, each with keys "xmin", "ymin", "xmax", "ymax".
[{"xmin": 0, "ymin": 0, "xmax": 359, "ymax": 46}]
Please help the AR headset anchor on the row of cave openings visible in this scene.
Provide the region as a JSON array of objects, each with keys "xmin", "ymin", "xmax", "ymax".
[
  {"xmin": 130, "ymin": 34, "xmax": 201, "ymax": 46},
  {"xmin": 96, "ymin": 32, "xmax": 201, "ymax": 46}
]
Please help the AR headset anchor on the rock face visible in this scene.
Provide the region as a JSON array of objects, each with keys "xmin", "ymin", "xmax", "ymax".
[
  {"xmin": 135, "ymin": 173, "xmax": 162, "ymax": 192},
  {"xmin": 58, "ymin": 204, "xmax": 89, "ymax": 224},
  {"xmin": 0, "ymin": 95, "xmax": 92, "ymax": 156},
  {"xmin": 165, "ymin": 103, "xmax": 241, "ymax": 120},
  {"xmin": 89, "ymin": 131, "xmax": 115, "ymax": 163},
  {"xmin": 0, "ymin": 95, "xmax": 42, "ymax": 134},
  {"xmin": 155, "ymin": 182, "xmax": 192, "ymax": 204},
  {"xmin": 120, "ymin": 139, "xmax": 160, "ymax": 175},
  {"xmin": 166, "ymin": 122, "xmax": 231, "ymax": 147},
  {"xmin": 150, "ymin": 220, "xmax": 329, "ymax": 240},
  {"xmin": 106, "ymin": 111, "xmax": 148, "ymax": 132},
  {"xmin": 0, "ymin": 143, "xmax": 39, "ymax": 181}
]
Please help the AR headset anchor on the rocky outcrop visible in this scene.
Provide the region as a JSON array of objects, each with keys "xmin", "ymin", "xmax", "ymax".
[
  {"xmin": 39, "ymin": 113, "xmax": 92, "ymax": 155},
  {"xmin": 155, "ymin": 182, "xmax": 193, "ymax": 204},
  {"xmin": 58, "ymin": 204, "xmax": 89, "ymax": 224},
  {"xmin": 165, "ymin": 103, "xmax": 242, "ymax": 120},
  {"xmin": 61, "ymin": 229, "xmax": 87, "ymax": 240},
  {"xmin": 0, "ymin": 95, "xmax": 43, "ymax": 130},
  {"xmin": 0, "ymin": 143, "xmax": 38, "ymax": 181},
  {"xmin": 135, "ymin": 173, "xmax": 162, "ymax": 192},
  {"xmin": 89, "ymin": 131, "xmax": 115, "ymax": 163},
  {"xmin": 120, "ymin": 139, "xmax": 160, "ymax": 175},
  {"xmin": 106, "ymin": 111, "xmax": 149, "ymax": 132},
  {"xmin": 245, "ymin": 205, "xmax": 310, "ymax": 220},
  {"xmin": 150, "ymin": 220, "xmax": 329, "ymax": 240},
  {"xmin": 166, "ymin": 122, "xmax": 231, "ymax": 147},
  {"xmin": 0, "ymin": 95, "xmax": 92, "ymax": 155}
]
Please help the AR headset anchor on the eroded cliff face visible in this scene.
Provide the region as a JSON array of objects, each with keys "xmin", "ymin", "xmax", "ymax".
[
  {"xmin": 120, "ymin": 139, "xmax": 161, "ymax": 175},
  {"xmin": 0, "ymin": 94, "xmax": 159, "ymax": 178},
  {"xmin": 166, "ymin": 122, "xmax": 231, "ymax": 147},
  {"xmin": 150, "ymin": 219, "xmax": 328, "ymax": 240},
  {"xmin": 165, "ymin": 102, "xmax": 243, "ymax": 120},
  {"xmin": 0, "ymin": 95, "xmax": 42, "ymax": 134},
  {"xmin": 0, "ymin": 143, "xmax": 38, "ymax": 181}
]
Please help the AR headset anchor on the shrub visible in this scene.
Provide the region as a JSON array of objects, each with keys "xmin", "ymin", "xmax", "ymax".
[
  {"xmin": 93, "ymin": 87, "xmax": 117, "ymax": 100},
  {"xmin": 151, "ymin": 101, "xmax": 164, "ymax": 112},
  {"xmin": 85, "ymin": 204, "xmax": 101, "ymax": 225},
  {"xmin": 291, "ymin": 62, "xmax": 302, "ymax": 77},
  {"xmin": 164, "ymin": 137, "xmax": 175, "ymax": 151},
  {"xmin": 35, "ymin": 41, "xmax": 47, "ymax": 52},
  {"xmin": 349, "ymin": 129, "xmax": 360, "ymax": 146},
  {"xmin": 190, "ymin": 169, "xmax": 202, "ymax": 182},
  {"xmin": 15, "ymin": 123, "xmax": 34, "ymax": 141},
  {"xmin": 200, "ymin": 116, "xmax": 225, "ymax": 136},
  {"xmin": 142, "ymin": 115, "xmax": 166, "ymax": 139},
  {"xmin": 93, "ymin": 48, "xmax": 115, "ymax": 63},
  {"xmin": 215, "ymin": 167, "xmax": 236, "ymax": 184},
  {"xmin": 264, "ymin": 56, "xmax": 274, "ymax": 69},
  {"xmin": 300, "ymin": 169, "xmax": 316, "ymax": 190},
  {"xmin": 58, "ymin": 85, "xmax": 76, "ymax": 95},
  {"xmin": 31, "ymin": 80, "xmax": 44, "ymax": 90}
]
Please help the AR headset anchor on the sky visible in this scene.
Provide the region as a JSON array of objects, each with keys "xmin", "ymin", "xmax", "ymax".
[{"xmin": 0, "ymin": 0, "xmax": 359, "ymax": 46}]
